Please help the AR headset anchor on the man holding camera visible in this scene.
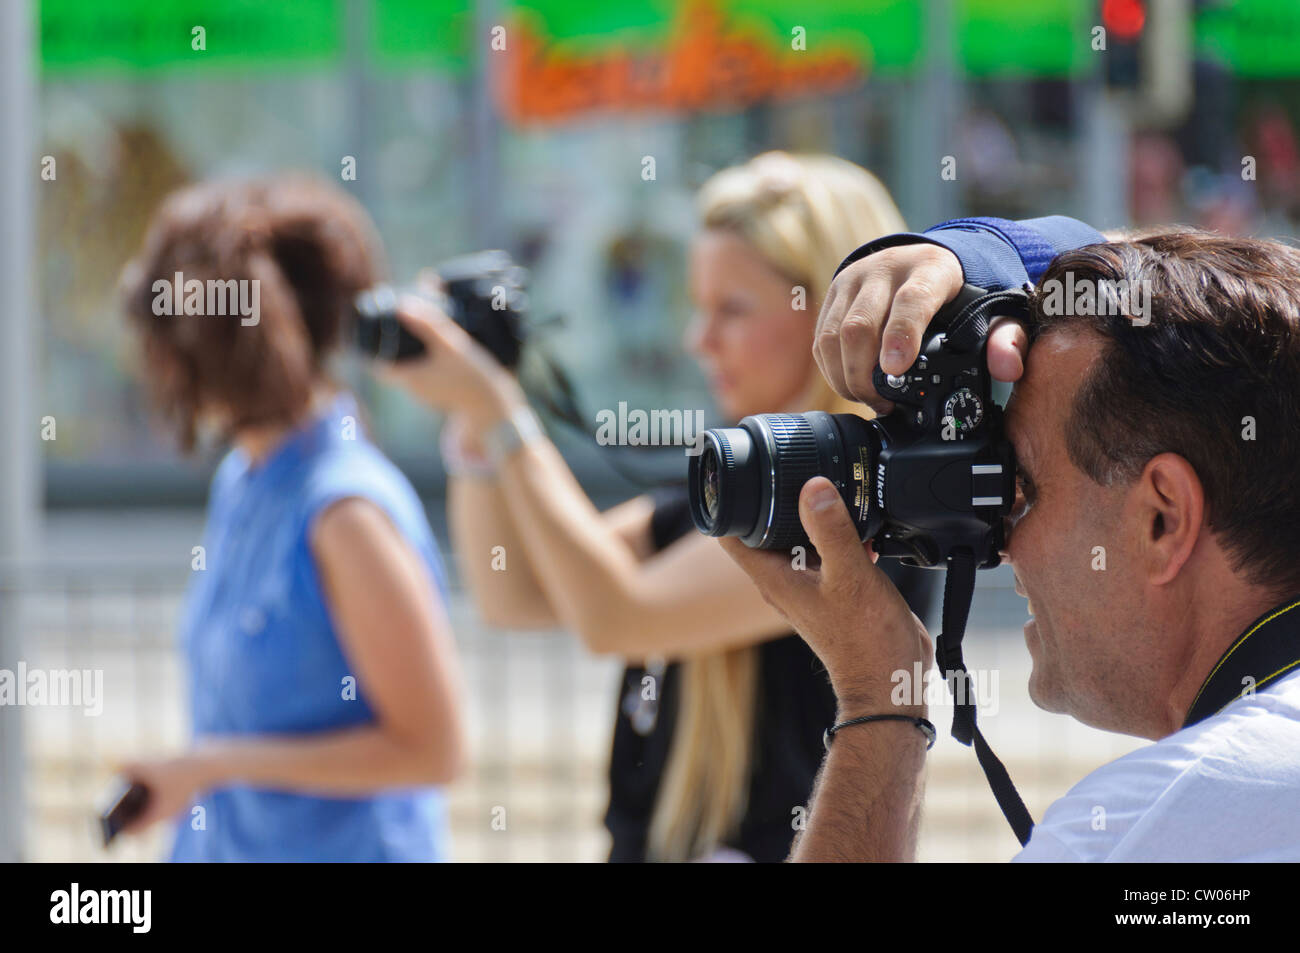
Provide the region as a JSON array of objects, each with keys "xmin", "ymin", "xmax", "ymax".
[{"xmin": 722, "ymin": 216, "xmax": 1300, "ymax": 862}]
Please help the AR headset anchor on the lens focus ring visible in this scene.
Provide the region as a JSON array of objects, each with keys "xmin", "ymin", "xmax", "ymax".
[{"xmin": 758, "ymin": 414, "xmax": 821, "ymax": 548}]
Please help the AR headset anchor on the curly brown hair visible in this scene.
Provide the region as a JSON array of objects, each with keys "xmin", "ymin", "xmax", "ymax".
[{"xmin": 120, "ymin": 175, "xmax": 385, "ymax": 450}]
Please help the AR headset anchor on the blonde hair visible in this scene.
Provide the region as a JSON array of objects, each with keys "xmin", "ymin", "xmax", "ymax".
[{"xmin": 647, "ymin": 152, "xmax": 905, "ymax": 861}]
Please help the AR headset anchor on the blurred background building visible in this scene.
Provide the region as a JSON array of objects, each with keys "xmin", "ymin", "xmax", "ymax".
[{"xmin": 3, "ymin": 0, "xmax": 1299, "ymax": 862}]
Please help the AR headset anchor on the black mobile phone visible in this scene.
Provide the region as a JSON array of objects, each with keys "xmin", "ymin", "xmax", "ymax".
[{"xmin": 98, "ymin": 779, "xmax": 150, "ymax": 848}]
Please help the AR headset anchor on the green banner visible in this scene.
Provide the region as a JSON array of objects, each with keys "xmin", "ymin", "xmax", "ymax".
[
  {"xmin": 371, "ymin": 0, "xmax": 471, "ymax": 72},
  {"xmin": 40, "ymin": 0, "xmax": 342, "ymax": 75},
  {"xmin": 40, "ymin": 0, "xmax": 1300, "ymax": 82},
  {"xmin": 36, "ymin": 0, "xmax": 924, "ymax": 77},
  {"xmin": 958, "ymin": 0, "xmax": 1094, "ymax": 78},
  {"xmin": 1197, "ymin": 0, "xmax": 1300, "ymax": 78}
]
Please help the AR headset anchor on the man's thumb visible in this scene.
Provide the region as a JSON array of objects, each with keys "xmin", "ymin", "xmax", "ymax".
[{"xmin": 798, "ymin": 477, "xmax": 868, "ymax": 585}]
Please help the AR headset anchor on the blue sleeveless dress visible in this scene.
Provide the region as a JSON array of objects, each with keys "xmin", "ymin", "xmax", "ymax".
[{"xmin": 169, "ymin": 392, "xmax": 451, "ymax": 862}]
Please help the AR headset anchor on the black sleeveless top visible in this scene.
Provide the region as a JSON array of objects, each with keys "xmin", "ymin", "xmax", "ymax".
[{"xmin": 602, "ymin": 484, "xmax": 938, "ymax": 862}]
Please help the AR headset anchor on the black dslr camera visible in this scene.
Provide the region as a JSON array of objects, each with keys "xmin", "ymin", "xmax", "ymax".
[
  {"xmin": 687, "ymin": 284, "xmax": 1022, "ymax": 569},
  {"xmin": 352, "ymin": 250, "xmax": 528, "ymax": 369}
]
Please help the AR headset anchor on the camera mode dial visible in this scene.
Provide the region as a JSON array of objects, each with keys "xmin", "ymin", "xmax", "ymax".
[{"xmin": 943, "ymin": 387, "xmax": 984, "ymax": 434}]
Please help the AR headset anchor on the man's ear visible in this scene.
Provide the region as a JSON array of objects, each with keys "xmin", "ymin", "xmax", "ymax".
[{"xmin": 1138, "ymin": 452, "xmax": 1205, "ymax": 586}]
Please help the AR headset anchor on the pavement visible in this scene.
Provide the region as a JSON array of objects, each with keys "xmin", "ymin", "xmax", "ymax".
[{"xmin": 14, "ymin": 508, "xmax": 1147, "ymax": 862}]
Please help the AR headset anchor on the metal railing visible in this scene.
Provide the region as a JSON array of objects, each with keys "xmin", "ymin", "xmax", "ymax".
[
  {"xmin": 7, "ymin": 563, "xmax": 619, "ymax": 863},
  {"xmin": 4, "ymin": 560, "xmax": 1148, "ymax": 863}
]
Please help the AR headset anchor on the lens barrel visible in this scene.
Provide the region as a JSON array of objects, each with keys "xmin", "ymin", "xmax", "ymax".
[{"xmin": 688, "ymin": 412, "xmax": 880, "ymax": 550}]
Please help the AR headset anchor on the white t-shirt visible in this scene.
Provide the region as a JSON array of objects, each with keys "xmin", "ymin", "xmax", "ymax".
[{"xmin": 1012, "ymin": 669, "xmax": 1300, "ymax": 862}]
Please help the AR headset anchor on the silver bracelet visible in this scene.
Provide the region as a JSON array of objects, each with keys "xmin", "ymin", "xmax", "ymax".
[{"xmin": 481, "ymin": 406, "xmax": 544, "ymax": 469}]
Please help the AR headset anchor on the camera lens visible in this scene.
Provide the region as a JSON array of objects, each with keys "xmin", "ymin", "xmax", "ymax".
[
  {"xmin": 689, "ymin": 427, "xmax": 760, "ymax": 538},
  {"xmin": 688, "ymin": 411, "xmax": 882, "ymax": 550}
]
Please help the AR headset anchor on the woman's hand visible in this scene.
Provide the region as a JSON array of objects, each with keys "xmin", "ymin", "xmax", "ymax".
[
  {"xmin": 116, "ymin": 752, "xmax": 217, "ymax": 836},
  {"xmin": 376, "ymin": 293, "xmax": 526, "ymax": 433}
]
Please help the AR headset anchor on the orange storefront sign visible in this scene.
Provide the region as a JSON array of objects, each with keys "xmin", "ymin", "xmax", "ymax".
[{"xmin": 497, "ymin": 0, "xmax": 867, "ymax": 123}]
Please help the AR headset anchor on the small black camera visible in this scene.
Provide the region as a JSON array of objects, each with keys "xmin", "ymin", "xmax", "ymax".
[
  {"xmin": 352, "ymin": 249, "xmax": 529, "ymax": 369},
  {"xmin": 687, "ymin": 283, "xmax": 1020, "ymax": 569}
]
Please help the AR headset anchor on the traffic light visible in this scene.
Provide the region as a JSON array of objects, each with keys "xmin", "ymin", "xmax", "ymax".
[
  {"xmin": 1099, "ymin": 0, "xmax": 1191, "ymax": 125},
  {"xmin": 1103, "ymin": 0, "xmax": 1147, "ymax": 91}
]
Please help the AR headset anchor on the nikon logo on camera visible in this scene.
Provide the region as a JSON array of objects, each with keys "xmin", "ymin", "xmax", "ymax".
[{"xmin": 595, "ymin": 401, "xmax": 707, "ymax": 457}]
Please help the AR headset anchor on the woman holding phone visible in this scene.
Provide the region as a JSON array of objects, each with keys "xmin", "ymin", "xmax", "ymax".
[{"xmin": 117, "ymin": 176, "xmax": 466, "ymax": 861}]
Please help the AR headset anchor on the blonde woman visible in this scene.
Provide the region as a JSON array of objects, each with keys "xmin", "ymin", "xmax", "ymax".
[{"xmin": 387, "ymin": 152, "xmax": 938, "ymax": 862}]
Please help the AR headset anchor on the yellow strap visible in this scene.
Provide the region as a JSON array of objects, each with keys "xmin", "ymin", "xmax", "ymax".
[{"xmin": 1189, "ymin": 598, "xmax": 1300, "ymax": 717}]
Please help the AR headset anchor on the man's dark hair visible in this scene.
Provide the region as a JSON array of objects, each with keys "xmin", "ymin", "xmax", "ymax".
[{"xmin": 1029, "ymin": 230, "xmax": 1300, "ymax": 598}]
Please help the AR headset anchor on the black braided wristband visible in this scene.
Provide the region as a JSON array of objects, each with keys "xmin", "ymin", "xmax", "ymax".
[{"xmin": 823, "ymin": 714, "xmax": 937, "ymax": 752}]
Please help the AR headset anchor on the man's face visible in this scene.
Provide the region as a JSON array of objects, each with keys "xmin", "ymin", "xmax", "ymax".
[{"xmin": 1000, "ymin": 329, "xmax": 1152, "ymax": 734}]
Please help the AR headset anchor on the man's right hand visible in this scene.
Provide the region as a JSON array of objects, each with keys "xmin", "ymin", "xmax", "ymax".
[{"xmin": 814, "ymin": 243, "xmax": 1031, "ymax": 415}]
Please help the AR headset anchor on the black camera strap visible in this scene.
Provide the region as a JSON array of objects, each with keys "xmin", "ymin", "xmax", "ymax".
[
  {"xmin": 945, "ymin": 288, "xmax": 1032, "ymax": 352},
  {"xmin": 920, "ymin": 286, "xmax": 1038, "ymax": 845},
  {"xmin": 937, "ymin": 580, "xmax": 1300, "ymax": 848},
  {"xmin": 935, "ymin": 550, "xmax": 1036, "ymax": 847},
  {"xmin": 1183, "ymin": 596, "xmax": 1300, "ymax": 729}
]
